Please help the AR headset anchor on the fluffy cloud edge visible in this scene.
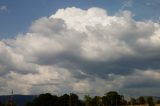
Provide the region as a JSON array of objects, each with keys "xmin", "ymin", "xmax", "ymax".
[{"xmin": 0, "ymin": 7, "xmax": 160, "ymax": 96}]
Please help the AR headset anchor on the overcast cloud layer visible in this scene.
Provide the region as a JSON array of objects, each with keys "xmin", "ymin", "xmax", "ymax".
[{"xmin": 0, "ymin": 7, "xmax": 160, "ymax": 96}]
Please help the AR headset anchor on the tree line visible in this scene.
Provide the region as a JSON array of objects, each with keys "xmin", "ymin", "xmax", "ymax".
[
  {"xmin": 0, "ymin": 91, "xmax": 159, "ymax": 106},
  {"xmin": 25, "ymin": 91, "xmax": 159, "ymax": 106}
]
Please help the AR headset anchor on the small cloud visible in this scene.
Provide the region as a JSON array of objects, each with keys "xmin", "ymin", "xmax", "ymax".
[
  {"xmin": 145, "ymin": 0, "xmax": 160, "ymax": 9},
  {"xmin": 146, "ymin": 2, "xmax": 152, "ymax": 6},
  {"xmin": 0, "ymin": 5, "xmax": 7, "ymax": 12},
  {"xmin": 121, "ymin": 0, "xmax": 133, "ymax": 10}
]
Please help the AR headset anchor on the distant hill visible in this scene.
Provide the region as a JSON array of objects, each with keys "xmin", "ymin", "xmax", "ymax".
[
  {"xmin": 0, "ymin": 95, "xmax": 36, "ymax": 106},
  {"xmin": 153, "ymin": 96, "xmax": 160, "ymax": 102}
]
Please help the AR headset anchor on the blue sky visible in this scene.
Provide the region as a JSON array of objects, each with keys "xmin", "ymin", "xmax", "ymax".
[
  {"xmin": 0, "ymin": 0, "xmax": 160, "ymax": 96},
  {"xmin": 0, "ymin": 0, "xmax": 160, "ymax": 39}
]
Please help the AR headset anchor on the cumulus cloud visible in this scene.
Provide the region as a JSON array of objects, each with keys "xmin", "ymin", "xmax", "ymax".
[{"xmin": 0, "ymin": 7, "xmax": 160, "ymax": 96}]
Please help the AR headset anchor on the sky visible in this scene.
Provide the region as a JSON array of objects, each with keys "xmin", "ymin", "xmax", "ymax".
[{"xmin": 0, "ymin": 0, "xmax": 160, "ymax": 97}]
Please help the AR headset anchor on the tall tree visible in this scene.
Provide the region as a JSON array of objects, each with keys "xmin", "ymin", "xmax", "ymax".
[
  {"xmin": 105, "ymin": 91, "xmax": 123, "ymax": 106},
  {"xmin": 34, "ymin": 93, "xmax": 54, "ymax": 106},
  {"xmin": 70, "ymin": 93, "xmax": 79, "ymax": 106},
  {"xmin": 102, "ymin": 96, "xmax": 107, "ymax": 106},
  {"xmin": 138, "ymin": 96, "xmax": 146, "ymax": 104},
  {"xmin": 92, "ymin": 96, "xmax": 102, "ymax": 106},
  {"xmin": 129, "ymin": 98, "xmax": 136, "ymax": 106},
  {"xmin": 59, "ymin": 94, "xmax": 70, "ymax": 106},
  {"xmin": 147, "ymin": 96, "xmax": 155, "ymax": 106},
  {"xmin": 84, "ymin": 95, "xmax": 92, "ymax": 106}
]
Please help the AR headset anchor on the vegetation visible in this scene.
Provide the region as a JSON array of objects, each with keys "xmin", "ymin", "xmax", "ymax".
[
  {"xmin": 0, "ymin": 91, "xmax": 159, "ymax": 106},
  {"xmin": 25, "ymin": 91, "xmax": 159, "ymax": 106}
]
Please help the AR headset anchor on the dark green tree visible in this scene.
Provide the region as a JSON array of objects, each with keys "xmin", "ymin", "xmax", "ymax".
[
  {"xmin": 33, "ymin": 93, "xmax": 55, "ymax": 106},
  {"xmin": 59, "ymin": 94, "xmax": 70, "ymax": 106},
  {"xmin": 138, "ymin": 96, "xmax": 146, "ymax": 104},
  {"xmin": 147, "ymin": 96, "xmax": 155, "ymax": 106},
  {"xmin": 70, "ymin": 93, "xmax": 79, "ymax": 106},
  {"xmin": 84, "ymin": 95, "xmax": 92, "ymax": 106},
  {"xmin": 92, "ymin": 96, "xmax": 102, "ymax": 106},
  {"xmin": 25, "ymin": 102, "xmax": 34, "ymax": 106},
  {"xmin": 105, "ymin": 91, "xmax": 123, "ymax": 106},
  {"xmin": 102, "ymin": 96, "xmax": 107, "ymax": 106},
  {"xmin": 130, "ymin": 98, "xmax": 136, "ymax": 106}
]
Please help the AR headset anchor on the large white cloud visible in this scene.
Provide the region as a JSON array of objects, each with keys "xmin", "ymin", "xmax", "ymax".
[{"xmin": 0, "ymin": 7, "xmax": 160, "ymax": 96}]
